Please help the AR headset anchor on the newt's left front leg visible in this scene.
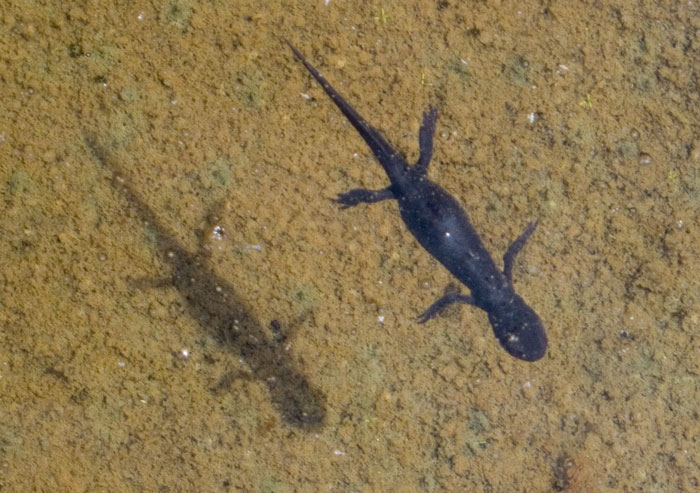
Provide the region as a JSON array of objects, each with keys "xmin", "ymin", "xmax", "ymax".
[{"xmin": 502, "ymin": 220, "xmax": 539, "ymax": 283}]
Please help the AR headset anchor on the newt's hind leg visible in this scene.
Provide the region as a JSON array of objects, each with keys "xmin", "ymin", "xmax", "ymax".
[
  {"xmin": 334, "ymin": 185, "xmax": 395, "ymax": 209},
  {"xmin": 503, "ymin": 220, "xmax": 539, "ymax": 282},
  {"xmin": 414, "ymin": 107, "xmax": 438, "ymax": 174}
]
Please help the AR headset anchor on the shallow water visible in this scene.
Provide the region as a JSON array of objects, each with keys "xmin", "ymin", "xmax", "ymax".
[{"xmin": 1, "ymin": 1, "xmax": 698, "ymax": 491}]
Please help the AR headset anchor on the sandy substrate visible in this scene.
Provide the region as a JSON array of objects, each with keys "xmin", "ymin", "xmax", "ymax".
[{"xmin": 0, "ymin": 1, "xmax": 698, "ymax": 491}]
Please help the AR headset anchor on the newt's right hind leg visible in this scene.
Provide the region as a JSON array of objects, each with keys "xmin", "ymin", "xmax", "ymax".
[{"xmin": 334, "ymin": 185, "xmax": 395, "ymax": 209}]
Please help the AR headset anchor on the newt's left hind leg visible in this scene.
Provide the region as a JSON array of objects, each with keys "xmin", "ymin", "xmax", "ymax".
[{"xmin": 414, "ymin": 107, "xmax": 438, "ymax": 174}]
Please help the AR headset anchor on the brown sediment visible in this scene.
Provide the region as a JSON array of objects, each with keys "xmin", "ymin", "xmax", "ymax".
[{"xmin": 0, "ymin": 1, "xmax": 698, "ymax": 490}]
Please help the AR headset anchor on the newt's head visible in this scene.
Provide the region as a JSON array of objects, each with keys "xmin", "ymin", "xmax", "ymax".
[{"xmin": 487, "ymin": 296, "xmax": 547, "ymax": 361}]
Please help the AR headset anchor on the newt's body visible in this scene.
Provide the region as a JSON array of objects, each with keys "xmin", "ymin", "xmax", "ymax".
[{"xmin": 288, "ymin": 41, "xmax": 547, "ymax": 361}]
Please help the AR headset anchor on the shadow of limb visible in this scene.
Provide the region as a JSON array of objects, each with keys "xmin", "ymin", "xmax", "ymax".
[{"xmin": 85, "ymin": 135, "xmax": 326, "ymax": 429}]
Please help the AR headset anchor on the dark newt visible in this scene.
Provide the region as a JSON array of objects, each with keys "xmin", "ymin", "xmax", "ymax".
[{"xmin": 287, "ymin": 41, "xmax": 547, "ymax": 362}]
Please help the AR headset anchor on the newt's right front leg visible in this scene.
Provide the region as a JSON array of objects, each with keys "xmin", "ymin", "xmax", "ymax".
[{"xmin": 417, "ymin": 292, "xmax": 475, "ymax": 323}]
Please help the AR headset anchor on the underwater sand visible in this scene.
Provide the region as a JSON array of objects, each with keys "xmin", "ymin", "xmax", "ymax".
[{"xmin": 0, "ymin": 1, "xmax": 699, "ymax": 491}]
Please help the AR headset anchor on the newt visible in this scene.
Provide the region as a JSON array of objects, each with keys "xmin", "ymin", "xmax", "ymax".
[{"xmin": 287, "ymin": 41, "xmax": 547, "ymax": 361}]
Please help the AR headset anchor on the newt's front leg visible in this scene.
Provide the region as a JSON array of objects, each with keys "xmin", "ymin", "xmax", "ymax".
[
  {"xmin": 417, "ymin": 292, "xmax": 475, "ymax": 323},
  {"xmin": 502, "ymin": 220, "xmax": 539, "ymax": 283}
]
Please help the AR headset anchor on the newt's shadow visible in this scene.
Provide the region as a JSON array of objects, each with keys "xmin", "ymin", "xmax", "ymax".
[{"xmin": 85, "ymin": 136, "xmax": 325, "ymax": 429}]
